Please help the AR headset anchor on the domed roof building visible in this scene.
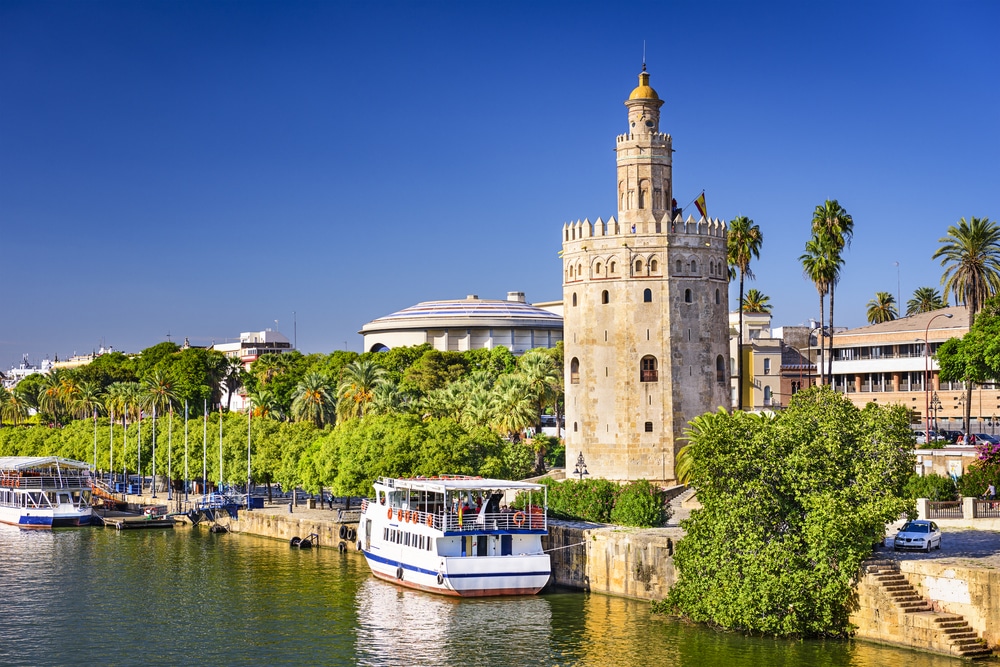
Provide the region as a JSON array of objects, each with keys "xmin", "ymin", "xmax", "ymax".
[{"xmin": 360, "ymin": 291, "xmax": 562, "ymax": 354}]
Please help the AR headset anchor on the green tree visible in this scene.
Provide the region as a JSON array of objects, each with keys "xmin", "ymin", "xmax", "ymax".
[
  {"xmin": 799, "ymin": 235, "xmax": 843, "ymax": 385},
  {"xmin": 811, "ymin": 200, "xmax": 854, "ymax": 385},
  {"xmin": 336, "ymin": 359, "xmax": 387, "ymax": 423},
  {"xmin": 727, "ymin": 215, "xmax": 764, "ymax": 410},
  {"xmin": 517, "ymin": 349, "xmax": 561, "ymax": 471},
  {"xmin": 933, "ymin": 216, "xmax": 1000, "ymax": 434},
  {"xmin": 741, "ymin": 288, "xmax": 772, "ymax": 314},
  {"xmin": 657, "ymin": 387, "xmax": 913, "ymax": 637},
  {"xmin": 402, "ymin": 349, "xmax": 467, "ymax": 394},
  {"xmin": 71, "ymin": 381, "xmax": 105, "ymax": 420},
  {"xmin": 866, "ymin": 291, "xmax": 898, "ymax": 324},
  {"xmin": 906, "ymin": 286, "xmax": 947, "ymax": 315},
  {"xmin": 0, "ymin": 387, "xmax": 32, "ymax": 426},
  {"xmin": 290, "ymin": 372, "xmax": 336, "ymax": 427},
  {"xmin": 221, "ymin": 357, "xmax": 246, "ymax": 412}
]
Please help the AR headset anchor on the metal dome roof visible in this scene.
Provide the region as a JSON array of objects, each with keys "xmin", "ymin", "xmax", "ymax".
[{"xmin": 360, "ymin": 295, "xmax": 562, "ymax": 333}]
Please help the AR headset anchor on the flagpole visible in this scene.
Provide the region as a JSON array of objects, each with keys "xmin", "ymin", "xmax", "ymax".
[
  {"xmin": 167, "ymin": 407, "xmax": 173, "ymax": 501},
  {"xmin": 202, "ymin": 399, "xmax": 207, "ymax": 497},
  {"xmin": 151, "ymin": 404, "xmax": 157, "ymax": 498},
  {"xmin": 218, "ymin": 406, "xmax": 224, "ymax": 491},
  {"xmin": 184, "ymin": 400, "xmax": 189, "ymax": 502}
]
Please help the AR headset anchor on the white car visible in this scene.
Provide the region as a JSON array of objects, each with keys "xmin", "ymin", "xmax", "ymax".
[{"xmin": 892, "ymin": 520, "xmax": 942, "ymax": 553}]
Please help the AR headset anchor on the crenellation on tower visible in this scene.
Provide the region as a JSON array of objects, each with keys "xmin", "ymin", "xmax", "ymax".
[{"xmin": 561, "ymin": 66, "xmax": 731, "ymax": 485}]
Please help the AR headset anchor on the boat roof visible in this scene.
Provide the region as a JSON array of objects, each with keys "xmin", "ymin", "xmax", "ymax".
[
  {"xmin": 0, "ymin": 456, "xmax": 91, "ymax": 471},
  {"xmin": 375, "ymin": 476, "xmax": 544, "ymax": 493}
]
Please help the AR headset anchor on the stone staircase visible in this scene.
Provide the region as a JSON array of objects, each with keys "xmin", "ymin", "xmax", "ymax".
[{"xmin": 864, "ymin": 559, "xmax": 994, "ymax": 659}]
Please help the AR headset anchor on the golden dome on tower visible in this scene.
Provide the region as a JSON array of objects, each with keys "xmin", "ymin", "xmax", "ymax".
[{"xmin": 628, "ymin": 66, "xmax": 659, "ymax": 100}]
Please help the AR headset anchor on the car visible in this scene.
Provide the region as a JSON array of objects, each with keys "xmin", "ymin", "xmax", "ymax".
[
  {"xmin": 892, "ymin": 520, "xmax": 942, "ymax": 553},
  {"xmin": 973, "ymin": 433, "xmax": 999, "ymax": 446}
]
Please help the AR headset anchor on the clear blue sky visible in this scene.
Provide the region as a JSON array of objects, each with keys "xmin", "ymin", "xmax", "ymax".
[{"xmin": 3, "ymin": 1, "xmax": 998, "ymax": 369}]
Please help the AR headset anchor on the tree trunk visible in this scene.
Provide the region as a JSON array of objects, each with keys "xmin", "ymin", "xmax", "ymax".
[
  {"xmin": 816, "ymin": 293, "xmax": 825, "ymax": 386},
  {"xmin": 828, "ymin": 285, "xmax": 836, "ymax": 386},
  {"xmin": 738, "ymin": 273, "xmax": 745, "ymax": 411}
]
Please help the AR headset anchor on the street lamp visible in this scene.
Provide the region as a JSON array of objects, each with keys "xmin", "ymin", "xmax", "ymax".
[
  {"xmin": 923, "ymin": 312, "xmax": 953, "ymax": 441},
  {"xmin": 930, "ymin": 392, "xmax": 942, "ymax": 433},
  {"xmin": 573, "ymin": 452, "xmax": 589, "ymax": 482}
]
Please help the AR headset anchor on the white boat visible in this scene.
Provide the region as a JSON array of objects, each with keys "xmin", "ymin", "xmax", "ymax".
[
  {"xmin": 358, "ymin": 475, "xmax": 551, "ymax": 597},
  {"xmin": 0, "ymin": 457, "xmax": 94, "ymax": 529}
]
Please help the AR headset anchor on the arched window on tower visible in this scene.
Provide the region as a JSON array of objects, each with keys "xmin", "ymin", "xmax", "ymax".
[
  {"xmin": 684, "ymin": 289, "xmax": 693, "ymax": 303},
  {"xmin": 596, "ymin": 262, "xmax": 602, "ymax": 275},
  {"xmin": 716, "ymin": 355, "xmax": 726, "ymax": 384},
  {"xmin": 634, "ymin": 259, "xmax": 642, "ymax": 274},
  {"xmin": 640, "ymin": 355, "xmax": 658, "ymax": 382},
  {"xmin": 675, "ymin": 259, "xmax": 682, "ymax": 273},
  {"xmin": 610, "ymin": 260, "xmax": 616, "ymax": 274},
  {"xmin": 691, "ymin": 259, "xmax": 698, "ymax": 273},
  {"xmin": 572, "ymin": 292, "xmax": 578, "ymax": 307},
  {"xmin": 650, "ymin": 259, "xmax": 658, "ymax": 272},
  {"xmin": 601, "ymin": 290, "xmax": 609, "ymax": 304},
  {"xmin": 639, "ymin": 180, "xmax": 649, "ymax": 209},
  {"xmin": 715, "ymin": 288, "xmax": 720, "ymax": 304},
  {"xmin": 643, "ymin": 288, "xmax": 652, "ymax": 303},
  {"xmin": 570, "ymin": 358, "xmax": 580, "ymax": 384}
]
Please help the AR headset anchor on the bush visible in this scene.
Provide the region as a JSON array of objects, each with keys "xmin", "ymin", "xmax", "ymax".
[
  {"xmin": 610, "ymin": 480, "xmax": 670, "ymax": 527},
  {"xmin": 957, "ymin": 462, "xmax": 1000, "ymax": 498},
  {"xmin": 903, "ymin": 473, "xmax": 958, "ymax": 501}
]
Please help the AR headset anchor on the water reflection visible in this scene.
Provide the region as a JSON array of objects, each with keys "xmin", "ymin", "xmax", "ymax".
[{"xmin": 0, "ymin": 525, "xmax": 978, "ymax": 667}]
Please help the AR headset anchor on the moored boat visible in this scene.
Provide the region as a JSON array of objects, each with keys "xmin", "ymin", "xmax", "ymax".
[
  {"xmin": 0, "ymin": 457, "xmax": 94, "ymax": 529},
  {"xmin": 358, "ymin": 475, "xmax": 550, "ymax": 597}
]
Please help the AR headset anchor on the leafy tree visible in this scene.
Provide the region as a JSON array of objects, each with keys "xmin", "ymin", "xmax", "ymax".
[
  {"xmin": 517, "ymin": 349, "xmax": 561, "ymax": 470},
  {"xmin": 903, "ymin": 473, "xmax": 958, "ymax": 501},
  {"xmin": 933, "ymin": 216, "xmax": 1000, "ymax": 433},
  {"xmin": 811, "ymin": 200, "xmax": 854, "ymax": 385},
  {"xmin": 71, "ymin": 381, "xmax": 105, "ymax": 420},
  {"xmin": 936, "ymin": 296, "xmax": 1000, "ymax": 427},
  {"xmin": 741, "ymin": 288, "xmax": 771, "ymax": 314},
  {"xmin": 0, "ymin": 387, "xmax": 32, "ymax": 426},
  {"xmin": 489, "ymin": 374, "xmax": 535, "ymax": 440},
  {"xmin": 402, "ymin": 350, "xmax": 467, "ymax": 394},
  {"xmin": 657, "ymin": 387, "xmax": 914, "ymax": 637},
  {"xmin": 906, "ymin": 286, "xmax": 947, "ymax": 315},
  {"xmin": 75, "ymin": 351, "xmax": 137, "ymax": 388},
  {"xmin": 133, "ymin": 341, "xmax": 181, "ymax": 377},
  {"xmin": 727, "ymin": 215, "xmax": 763, "ymax": 410},
  {"xmin": 865, "ymin": 291, "xmax": 898, "ymax": 324},
  {"xmin": 221, "ymin": 356, "xmax": 246, "ymax": 412},
  {"xmin": 610, "ymin": 480, "xmax": 670, "ymax": 527}
]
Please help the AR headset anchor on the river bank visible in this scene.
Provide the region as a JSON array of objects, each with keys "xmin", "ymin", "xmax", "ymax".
[{"xmin": 115, "ymin": 491, "xmax": 999, "ymax": 660}]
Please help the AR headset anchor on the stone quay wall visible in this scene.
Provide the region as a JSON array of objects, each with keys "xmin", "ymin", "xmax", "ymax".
[
  {"xmin": 543, "ymin": 521, "xmax": 681, "ymax": 601},
  {"xmin": 899, "ymin": 560, "xmax": 1000, "ymax": 647}
]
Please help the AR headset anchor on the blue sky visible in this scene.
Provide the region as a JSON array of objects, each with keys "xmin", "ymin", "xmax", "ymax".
[{"xmin": 2, "ymin": 1, "xmax": 998, "ymax": 369}]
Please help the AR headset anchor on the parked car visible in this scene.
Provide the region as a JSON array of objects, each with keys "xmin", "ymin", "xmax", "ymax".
[
  {"xmin": 939, "ymin": 430, "xmax": 963, "ymax": 444},
  {"xmin": 892, "ymin": 520, "xmax": 942, "ymax": 553},
  {"xmin": 973, "ymin": 433, "xmax": 999, "ymax": 446},
  {"xmin": 913, "ymin": 430, "xmax": 946, "ymax": 445}
]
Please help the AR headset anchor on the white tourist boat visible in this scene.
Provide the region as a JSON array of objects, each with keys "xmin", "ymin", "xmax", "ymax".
[
  {"xmin": 0, "ymin": 457, "xmax": 94, "ymax": 528},
  {"xmin": 358, "ymin": 475, "xmax": 550, "ymax": 596}
]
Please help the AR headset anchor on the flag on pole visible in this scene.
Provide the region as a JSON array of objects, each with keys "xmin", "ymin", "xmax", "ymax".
[{"xmin": 694, "ymin": 192, "xmax": 707, "ymax": 218}]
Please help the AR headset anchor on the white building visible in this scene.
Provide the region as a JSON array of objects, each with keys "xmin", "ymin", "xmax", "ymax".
[{"xmin": 360, "ymin": 292, "xmax": 563, "ymax": 355}]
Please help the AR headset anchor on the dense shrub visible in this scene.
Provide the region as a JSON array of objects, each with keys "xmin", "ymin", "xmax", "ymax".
[
  {"xmin": 610, "ymin": 480, "xmax": 670, "ymax": 527},
  {"xmin": 516, "ymin": 477, "xmax": 669, "ymax": 527},
  {"xmin": 957, "ymin": 462, "xmax": 1000, "ymax": 498},
  {"xmin": 903, "ymin": 473, "xmax": 958, "ymax": 501}
]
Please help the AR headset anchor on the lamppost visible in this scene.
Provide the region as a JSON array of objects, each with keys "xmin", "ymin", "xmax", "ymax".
[
  {"xmin": 573, "ymin": 452, "xmax": 589, "ymax": 482},
  {"xmin": 930, "ymin": 392, "xmax": 942, "ymax": 434},
  {"xmin": 923, "ymin": 312, "xmax": 953, "ymax": 440}
]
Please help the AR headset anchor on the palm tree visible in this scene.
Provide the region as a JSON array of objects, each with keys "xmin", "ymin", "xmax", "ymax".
[
  {"xmin": 246, "ymin": 387, "xmax": 281, "ymax": 420},
  {"xmin": 221, "ymin": 357, "xmax": 246, "ymax": 412},
  {"xmin": 727, "ymin": 216, "xmax": 764, "ymax": 411},
  {"xmin": 37, "ymin": 368, "xmax": 72, "ymax": 422},
  {"xmin": 71, "ymin": 381, "xmax": 105, "ymax": 420},
  {"xmin": 335, "ymin": 360, "xmax": 386, "ymax": 423},
  {"xmin": 252, "ymin": 353, "xmax": 290, "ymax": 387},
  {"xmin": 866, "ymin": 291, "xmax": 898, "ymax": 324},
  {"xmin": 516, "ymin": 349, "xmax": 561, "ymax": 471},
  {"xmin": 800, "ymin": 235, "xmax": 843, "ymax": 385},
  {"xmin": 291, "ymin": 372, "xmax": 336, "ymax": 426},
  {"xmin": 0, "ymin": 387, "xmax": 31, "ymax": 425},
  {"xmin": 489, "ymin": 374, "xmax": 535, "ymax": 441},
  {"xmin": 741, "ymin": 288, "xmax": 772, "ymax": 314},
  {"xmin": 932, "ymin": 215, "xmax": 1000, "ymax": 433},
  {"xmin": 906, "ymin": 287, "xmax": 948, "ymax": 315},
  {"xmin": 811, "ymin": 200, "xmax": 853, "ymax": 385},
  {"xmin": 142, "ymin": 370, "xmax": 178, "ymax": 416},
  {"xmin": 367, "ymin": 382, "xmax": 409, "ymax": 416}
]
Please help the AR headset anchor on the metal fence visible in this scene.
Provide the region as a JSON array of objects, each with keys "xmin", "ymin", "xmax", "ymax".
[
  {"xmin": 974, "ymin": 500, "xmax": 1000, "ymax": 519},
  {"xmin": 927, "ymin": 501, "xmax": 963, "ymax": 519}
]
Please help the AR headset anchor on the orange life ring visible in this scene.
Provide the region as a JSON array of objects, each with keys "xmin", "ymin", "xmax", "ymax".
[
  {"xmin": 513, "ymin": 511, "xmax": 525, "ymax": 527},
  {"xmin": 405, "ymin": 510, "xmax": 412, "ymax": 523},
  {"xmin": 387, "ymin": 507, "xmax": 393, "ymax": 519},
  {"xmin": 426, "ymin": 514, "xmax": 433, "ymax": 527},
  {"xmin": 396, "ymin": 508, "xmax": 403, "ymax": 521}
]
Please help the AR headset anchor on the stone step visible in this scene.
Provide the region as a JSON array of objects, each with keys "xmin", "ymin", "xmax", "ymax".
[
  {"xmin": 892, "ymin": 596, "xmax": 923, "ymax": 605},
  {"xmin": 898, "ymin": 600, "xmax": 930, "ymax": 609},
  {"xmin": 901, "ymin": 604, "xmax": 933, "ymax": 613},
  {"xmin": 933, "ymin": 616, "xmax": 966, "ymax": 625},
  {"xmin": 947, "ymin": 632, "xmax": 980, "ymax": 641},
  {"xmin": 953, "ymin": 646, "xmax": 994, "ymax": 659},
  {"xmin": 940, "ymin": 623, "xmax": 972, "ymax": 632},
  {"xmin": 874, "ymin": 572, "xmax": 905, "ymax": 580},
  {"xmin": 951, "ymin": 637, "xmax": 986, "ymax": 647},
  {"xmin": 883, "ymin": 583, "xmax": 912, "ymax": 590}
]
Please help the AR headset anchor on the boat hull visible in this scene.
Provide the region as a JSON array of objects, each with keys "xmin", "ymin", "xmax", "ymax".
[
  {"xmin": 0, "ymin": 506, "xmax": 93, "ymax": 530},
  {"xmin": 361, "ymin": 548, "xmax": 550, "ymax": 597}
]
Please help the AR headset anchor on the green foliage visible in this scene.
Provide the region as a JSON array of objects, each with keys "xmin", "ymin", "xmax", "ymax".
[
  {"xmin": 533, "ymin": 477, "xmax": 620, "ymax": 523},
  {"xmin": 957, "ymin": 461, "xmax": 1000, "ymax": 497},
  {"xmin": 610, "ymin": 480, "xmax": 669, "ymax": 527},
  {"xmin": 402, "ymin": 350, "xmax": 468, "ymax": 393},
  {"xmin": 903, "ymin": 473, "xmax": 958, "ymax": 501},
  {"xmin": 657, "ymin": 387, "xmax": 915, "ymax": 638}
]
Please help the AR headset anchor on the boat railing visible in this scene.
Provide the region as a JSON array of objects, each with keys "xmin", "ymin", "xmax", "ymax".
[
  {"xmin": 372, "ymin": 502, "xmax": 547, "ymax": 533},
  {"xmin": 0, "ymin": 474, "xmax": 91, "ymax": 490}
]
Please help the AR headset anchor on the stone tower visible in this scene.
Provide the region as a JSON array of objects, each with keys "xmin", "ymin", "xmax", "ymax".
[{"xmin": 561, "ymin": 66, "xmax": 730, "ymax": 484}]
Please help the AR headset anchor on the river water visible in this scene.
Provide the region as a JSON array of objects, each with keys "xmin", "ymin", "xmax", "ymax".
[{"xmin": 0, "ymin": 525, "xmax": 969, "ymax": 666}]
